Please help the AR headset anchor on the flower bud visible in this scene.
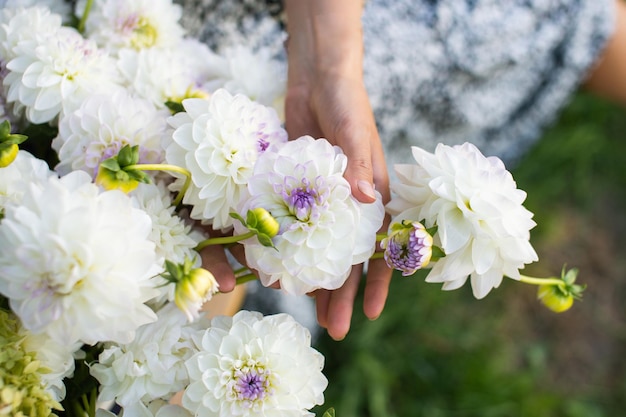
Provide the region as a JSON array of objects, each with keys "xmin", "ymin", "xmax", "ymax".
[
  {"xmin": 249, "ymin": 207, "xmax": 280, "ymax": 238},
  {"xmin": 95, "ymin": 165, "xmax": 140, "ymax": 193},
  {"xmin": 0, "ymin": 143, "xmax": 18, "ymax": 168},
  {"xmin": 174, "ymin": 267, "xmax": 219, "ymax": 321},
  {"xmin": 537, "ymin": 284, "xmax": 574, "ymax": 313},
  {"xmin": 381, "ymin": 220, "xmax": 433, "ymax": 276}
]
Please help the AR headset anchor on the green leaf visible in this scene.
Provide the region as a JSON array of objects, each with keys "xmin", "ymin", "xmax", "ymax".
[
  {"xmin": 246, "ymin": 209, "xmax": 258, "ymax": 228},
  {"xmin": 321, "ymin": 407, "xmax": 336, "ymax": 417},
  {"xmin": 230, "ymin": 212, "xmax": 247, "ymax": 227},
  {"xmin": 99, "ymin": 158, "xmax": 121, "ymax": 172},
  {"xmin": 256, "ymin": 233, "xmax": 276, "ymax": 249},
  {"xmin": 117, "ymin": 144, "xmax": 138, "ymax": 167},
  {"xmin": 430, "ymin": 245, "xmax": 446, "ymax": 261},
  {"xmin": 0, "ymin": 120, "xmax": 10, "ymax": 138}
]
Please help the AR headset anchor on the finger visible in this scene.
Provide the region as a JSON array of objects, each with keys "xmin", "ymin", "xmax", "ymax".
[
  {"xmin": 324, "ymin": 264, "xmax": 363, "ymax": 340},
  {"xmin": 199, "ymin": 245, "xmax": 236, "ymax": 293},
  {"xmin": 363, "ymin": 256, "xmax": 393, "ymax": 320},
  {"xmin": 332, "ymin": 106, "xmax": 378, "ymax": 204},
  {"xmin": 314, "ymin": 289, "xmax": 331, "ymax": 329}
]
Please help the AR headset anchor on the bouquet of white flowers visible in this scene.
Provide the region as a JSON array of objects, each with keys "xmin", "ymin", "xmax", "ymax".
[{"xmin": 0, "ymin": 1, "xmax": 584, "ymax": 416}]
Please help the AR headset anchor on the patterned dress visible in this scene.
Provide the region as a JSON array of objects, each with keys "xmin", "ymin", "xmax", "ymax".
[{"xmin": 174, "ymin": 0, "xmax": 614, "ymax": 169}]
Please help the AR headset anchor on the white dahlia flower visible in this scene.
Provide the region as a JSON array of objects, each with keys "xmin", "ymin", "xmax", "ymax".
[
  {"xmin": 182, "ymin": 311, "xmax": 328, "ymax": 417},
  {"xmin": 165, "ymin": 89, "xmax": 288, "ymax": 230},
  {"xmin": 3, "ymin": 25, "xmax": 122, "ymax": 124},
  {"xmin": 90, "ymin": 304, "xmax": 209, "ymax": 407},
  {"xmin": 0, "ymin": 170, "xmax": 160, "ymax": 345},
  {"xmin": 52, "ymin": 90, "xmax": 167, "ymax": 177},
  {"xmin": 76, "ymin": 0, "xmax": 184, "ymax": 53},
  {"xmin": 203, "ymin": 45, "xmax": 286, "ymax": 115},
  {"xmin": 235, "ymin": 136, "xmax": 385, "ymax": 295},
  {"xmin": 386, "ymin": 142, "xmax": 539, "ymax": 298},
  {"xmin": 0, "ymin": 150, "xmax": 52, "ymax": 209},
  {"xmin": 129, "ymin": 181, "xmax": 205, "ymax": 305},
  {"xmin": 0, "ymin": 5, "xmax": 64, "ymax": 122},
  {"xmin": 117, "ymin": 44, "xmax": 213, "ymax": 110}
]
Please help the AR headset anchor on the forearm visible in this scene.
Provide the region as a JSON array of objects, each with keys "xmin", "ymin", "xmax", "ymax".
[{"xmin": 284, "ymin": 0, "xmax": 365, "ymax": 77}]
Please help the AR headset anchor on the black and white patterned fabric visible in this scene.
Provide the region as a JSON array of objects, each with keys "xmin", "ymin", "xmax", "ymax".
[{"xmin": 175, "ymin": 0, "xmax": 615, "ymax": 168}]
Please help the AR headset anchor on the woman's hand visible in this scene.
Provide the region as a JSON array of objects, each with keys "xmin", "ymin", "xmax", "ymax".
[{"xmin": 284, "ymin": 0, "xmax": 392, "ymax": 340}]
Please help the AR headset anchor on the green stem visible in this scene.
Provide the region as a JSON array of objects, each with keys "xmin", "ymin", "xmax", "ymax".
[
  {"xmin": 518, "ymin": 274, "xmax": 565, "ymax": 287},
  {"xmin": 195, "ymin": 231, "xmax": 255, "ymax": 252},
  {"xmin": 376, "ymin": 233, "xmax": 388, "ymax": 242},
  {"xmin": 126, "ymin": 163, "xmax": 191, "ymax": 206},
  {"xmin": 370, "ymin": 252, "xmax": 385, "ymax": 260},
  {"xmin": 234, "ymin": 266, "xmax": 249, "ymax": 276},
  {"xmin": 77, "ymin": 0, "xmax": 94, "ymax": 34},
  {"xmin": 235, "ymin": 273, "xmax": 258, "ymax": 286}
]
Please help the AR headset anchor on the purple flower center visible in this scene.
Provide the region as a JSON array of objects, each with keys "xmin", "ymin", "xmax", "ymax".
[
  {"xmin": 234, "ymin": 368, "xmax": 272, "ymax": 403},
  {"xmin": 284, "ymin": 179, "xmax": 319, "ymax": 221}
]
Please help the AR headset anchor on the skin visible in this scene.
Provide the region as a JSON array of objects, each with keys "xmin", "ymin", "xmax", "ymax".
[{"xmin": 202, "ymin": 0, "xmax": 626, "ymax": 342}]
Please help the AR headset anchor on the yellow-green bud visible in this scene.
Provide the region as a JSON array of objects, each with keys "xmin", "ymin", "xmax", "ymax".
[
  {"xmin": 250, "ymin": 207, "xmax": 279, "ymax": 238},
  {"xmin": 174, "ymin": 267, "xmax": 219, "ymax": 321},
  {"xmin": 0, "ymin": 143, "xmax": 18, "ymax": 168},
  {"xmin": 537, "ymin": 284, "xmax": 574, "ymax": 313},
  {"xmin": 95, "ymin": 166, "xmax": 140, "ymax": 193}
]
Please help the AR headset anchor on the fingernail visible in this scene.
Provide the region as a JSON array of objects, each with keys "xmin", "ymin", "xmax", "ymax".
[{"xmin": 357, "ymin": 180, "xmax": 376, "ymax": 200}]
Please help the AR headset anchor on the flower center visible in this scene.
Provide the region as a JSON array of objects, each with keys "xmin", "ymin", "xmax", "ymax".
[
  {"xmin": 286, "ymin": 183, "xmax": 318, "ymax": 222},
  {"xmin": 126, "ymin": 16, "xmax": 158, "ymax": 49},
  {"xmin": 231, "ymin": 365, "xmax": 273, "ymax": 408}
]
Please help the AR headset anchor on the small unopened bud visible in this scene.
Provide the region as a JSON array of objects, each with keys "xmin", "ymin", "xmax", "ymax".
[
  {"xmin": 249, "ymin": 207, "xmax": 279, "ymax": 238},
  {"xmin": 174, "ymin": 267, "xmax": 219, "ymax": 322},
  {"xmin": 381, "ymin": 220, "xmax": 434, "ymax": 276},
  {"xmin": 0, "ymin": 143, "xmax": 18, "ymax": 168},
  {"xmin": 537, "ymin": 284, "xmax": 574, "ymax": 313}
]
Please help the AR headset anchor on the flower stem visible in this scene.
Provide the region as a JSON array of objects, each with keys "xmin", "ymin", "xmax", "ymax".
[
  {"xmin": 518, "ymin": 274, "xmax": 565, "ymax": 288},
  {"xmin": 126, "ymin": 163, "xmax": 191, "ymax": 206},
  {"xmin": 370, "ymin": 252, "xmax": 385, "ymax": 260},
  {"xmin": 235, "ymin": 273, "xmax": 258, "ymax": 286},
  {"xmin": 195, "ymin": 231, "xmax": 255, "ymax": 252},
  {"xmin": 376, "ymin": 233, "xmax": 387, "ymax": 242},
  {"xmin": 77, "ymin": 0, "xmax": 94, "ymax": 34}
]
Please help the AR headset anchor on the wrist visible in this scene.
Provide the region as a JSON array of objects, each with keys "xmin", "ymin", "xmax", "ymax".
[{"xmin": 284, "ymin": 0, "xmax": 365, "ymax": 76}]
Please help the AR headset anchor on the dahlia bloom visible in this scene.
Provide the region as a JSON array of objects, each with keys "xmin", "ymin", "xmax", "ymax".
[
  {"xmin": 182, "ymin": 311, "xmax": 328, "ymax": 417},
  {"xmin": 52, "ymin": 90, "xmax": 167, "ymax": 177},
  {"xmin": 0, "ymin": 170, "xmax": 160, "ymax": 345},
  {"xmin": 387, "ymin": 142, "xmax": 539, "ymax": 298},
  {"xmin": 234, "ymin": 136, "xmax": 385, "ymax": 295},
  {"xmin": 76, "ymin": 0, "xmax": 184, "ymax": 52},
  {"xmin": 90, "ymin": 304, "xmax": 209, "ymax": 407},
  {"xmin": 165, "ymin": 89, "xmax": 287, "ymax": 230},
  {"xmin": 116, "ymin": 39, "xmax": 214, "ymax": 109},
  {"xmin": 3, "ymin": 25, "xmax": 122, "ymax": 124},
  {"xmin": 0, "ymin": 150, "xmax": 52, "ymax": 209},
  {"xmin": 203, "ymin": 45, "xmax": 286, "ymax": 115}
]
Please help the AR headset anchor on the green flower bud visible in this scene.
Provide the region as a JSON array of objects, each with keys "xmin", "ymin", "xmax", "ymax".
[
  {"xmin": 0, "ymin": 143, "xmax": 19, "ymax": 168},
  {"xmin": 537, "ymin": 284, "xmax": 574, "ymax": 313},
  {"xmin": 249, "ymin": 207, "xmax": 280, "ymax": 238}
]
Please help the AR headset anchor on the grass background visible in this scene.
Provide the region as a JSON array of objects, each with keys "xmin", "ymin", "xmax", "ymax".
[{"xmin": 313, "ymin": 92, "xmax": 626, "ymax": 417}]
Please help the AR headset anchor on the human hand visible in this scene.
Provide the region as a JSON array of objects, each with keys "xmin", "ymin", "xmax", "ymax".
[{"xmin": 284, "ymin": 0, "xmax": 392, "ymax": 340}]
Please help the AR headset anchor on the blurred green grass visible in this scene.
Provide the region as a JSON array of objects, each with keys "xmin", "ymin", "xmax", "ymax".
[{"xmin": 314, "ymin": 93, "xmax": 626, "ymax": 417}]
